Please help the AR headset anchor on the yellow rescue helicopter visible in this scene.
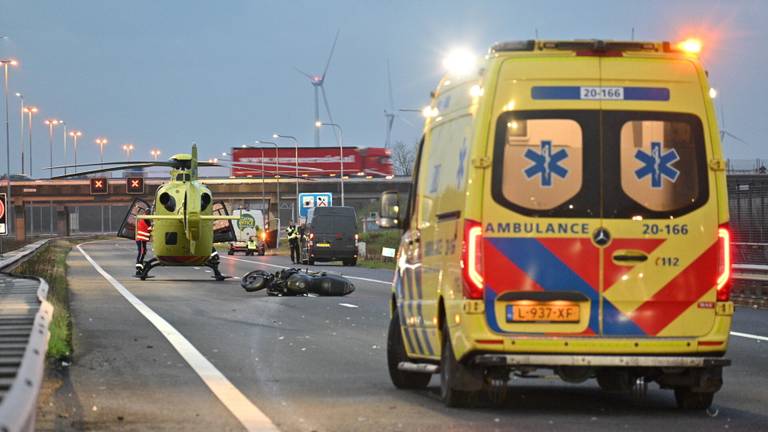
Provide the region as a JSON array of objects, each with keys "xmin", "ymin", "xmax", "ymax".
[{"xmin": 51, "ymin": 144, "xmax": 312, "ymax": 280}]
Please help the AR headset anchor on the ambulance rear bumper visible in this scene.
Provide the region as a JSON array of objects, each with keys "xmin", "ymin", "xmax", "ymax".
[{"xmin": 473, "ymin": 354, "xmax": 731, "ymax": 368}]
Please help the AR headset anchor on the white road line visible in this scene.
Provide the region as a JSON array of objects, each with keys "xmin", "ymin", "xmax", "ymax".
[
  {"xmin": 77, "ymin": 244, "xmax": 278, "ymax": 432},
  {"xmin": 730, "ymin": 331, "xmax": 768, "ymax": 342},
  {"xmin": 338, "ymin": 303, "xmax": 359, "ymax": 308},
  {"xmin": 222, "ymin": 256, "xmax": 392, "ymax": 286}
]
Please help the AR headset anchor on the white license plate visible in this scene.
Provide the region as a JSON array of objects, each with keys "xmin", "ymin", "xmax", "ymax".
[{"xmin": 580, "ymin": 86, "xmax": 624, "ymax": 100}]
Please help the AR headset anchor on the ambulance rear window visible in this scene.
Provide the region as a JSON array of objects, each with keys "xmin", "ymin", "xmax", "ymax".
[
  {"xmin": 492, "ymin": 111, "xmax": 599, "ymax": 217},
  {"xmin": 604, "ymin": 112, "xmax": 708, "ymax": 218}
]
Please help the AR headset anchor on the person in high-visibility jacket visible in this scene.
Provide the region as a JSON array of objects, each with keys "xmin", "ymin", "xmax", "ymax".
[
  {"xmin": 135, "ymin": 208, "xmax": 153, "ymax": 275},
  {"xmin": 286, "ymin": 221, "xmax": 300, "ymax": 264},
  {"xmin": 247, "ymin": 236, "xmax": 258, "ymax": 254}
]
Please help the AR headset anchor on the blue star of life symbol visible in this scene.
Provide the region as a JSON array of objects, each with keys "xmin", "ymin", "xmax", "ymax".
[
  {"xmin": 456, "ymin": 140, "xmax": 467, "ymax": 188},
  {"xmin": 523, "ymin": 140, "xmax": 569, "ymax": 187},
  {"xmin": 634, "ymin": 142, "xmax": 680, "ymax": 189}
]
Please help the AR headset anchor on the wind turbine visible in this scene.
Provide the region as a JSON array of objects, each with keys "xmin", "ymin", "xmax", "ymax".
[
  {"xmin": 295, "ymin": 29, "xmax": 340, "ymax": 147},
  {"xmin": 383, "ymin": 59, "xmax": 418, "ymax": 148}
]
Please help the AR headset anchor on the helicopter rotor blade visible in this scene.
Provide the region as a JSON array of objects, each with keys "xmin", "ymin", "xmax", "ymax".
[
  {"xmin": 46, "ymin": 161, "xmax": 175, "ymax": 170},
  {"xmin": 51, "ymin": 163, "xmax": 160, "ymax": 179}
]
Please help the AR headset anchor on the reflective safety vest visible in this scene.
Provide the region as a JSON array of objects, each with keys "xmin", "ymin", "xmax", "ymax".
[
  {"xmin": 286, "ymin": 226, "xmax": 299, "ymax": 240},
  {"xmin": 136, "ymin": 219, "xmax": 152, "ymax": 241},
  {"xmin": 247, "ymin": 238, "xmax": 258, "ymax": 249}
]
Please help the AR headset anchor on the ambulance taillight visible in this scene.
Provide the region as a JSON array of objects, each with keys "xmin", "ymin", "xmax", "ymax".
[
  {"xmin": 461, "ymin": 220, "xmax": 484, "ymax": 299},
  {"xmin": 716, "ymin": 225, "xmax": 732, "ymax": 302}
]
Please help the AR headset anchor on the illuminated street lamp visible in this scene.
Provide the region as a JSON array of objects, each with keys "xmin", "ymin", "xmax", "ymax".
[
  {"xmin": 14, "ymin": 92, "xmax": 23, "ymax": 174},
  {"xmin": 273, "ymin": 133, "xmax": 301, "ymax": 221},
  {"xmin": 122, "ymin": 143, "xmax": 134, "ymax": 159},
  {"xmin": 68, "ymin": 130, "xmax": 82, "ymax": 173},
  {"xmin": 94, "ymin": 137, "xmax": 108, "ymax": 168},
  {"xmin": 1, "ymin": 53, "xmax": 19, "ymax": 238},
  {"xmin": 44, "ymin": 119, "xmax": 61, "ymax": 178},
  {"xmin": 315, "ymin": 121, "xmax": 345, "ymax": 206},
  {"xmin": 23, "ymin": 106, "xmax": 38, "ymax": 177},
  {"xmin": 150, "ymin": 148, "xmax": 161, "ymax": 161},
  {"xmin": 58, "ymin": 120, "xmax": 67, "ymax": 175}
]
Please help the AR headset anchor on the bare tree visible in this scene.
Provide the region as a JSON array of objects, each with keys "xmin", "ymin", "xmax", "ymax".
[{"xmin": 391, "ymin": 140, "xmax": 416, "ymax": 176}]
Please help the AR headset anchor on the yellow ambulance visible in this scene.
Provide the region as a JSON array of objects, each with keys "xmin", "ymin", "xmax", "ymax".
[{"xmin": 380, "ymin": 39, "xmax": 732, "ymax": 409}]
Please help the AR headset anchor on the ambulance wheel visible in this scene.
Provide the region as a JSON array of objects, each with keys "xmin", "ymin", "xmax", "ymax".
[
  {"xmin": 387, "ymin": 310, "xmax": 431, "ymax": 390},
  {"xmin": 440, "ymin": 322, "xmax": 474, "ymax": 408},
  {"xmin": 674, "ymin": 388, "xmax": 715, "ymax": 410}
]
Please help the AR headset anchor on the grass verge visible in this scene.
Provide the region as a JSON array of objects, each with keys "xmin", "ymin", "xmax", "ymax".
[
  {"xmin": 12, "ymin": 239, "xmax": 75, "ymax": 361},
  {"xmin": 357, "ymin": 230, "xmax": 400, "ymax": 270}
]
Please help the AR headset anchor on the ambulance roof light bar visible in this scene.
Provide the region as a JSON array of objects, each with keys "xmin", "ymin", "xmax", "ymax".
[{"xmin": 491, "ymin": 39, "xmax": 701, "ymax": 55}]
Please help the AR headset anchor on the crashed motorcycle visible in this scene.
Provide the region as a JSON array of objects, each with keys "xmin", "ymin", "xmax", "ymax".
[{"xmin": 241, "ymin": 268, "xmax": 355, "ymax": 296}]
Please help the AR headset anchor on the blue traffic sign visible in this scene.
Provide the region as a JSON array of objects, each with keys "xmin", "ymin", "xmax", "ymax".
[{"xmin": 299, "ymin": 192, "xmax": 333, "ymax": 218}]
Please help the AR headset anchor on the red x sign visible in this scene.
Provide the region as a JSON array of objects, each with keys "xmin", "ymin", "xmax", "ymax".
[
  {"xmin": 90, "ymin": 177, "xmax": 109, "ymax": 195},
  {"xmin": 126, "ymin": 177, "xmax": 144, "ymax": 194}
]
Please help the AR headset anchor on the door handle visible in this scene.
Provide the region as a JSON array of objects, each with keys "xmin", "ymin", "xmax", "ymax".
[{"xmin": 612, "ymin": 250, "xmax": 648, "ymax": 263}]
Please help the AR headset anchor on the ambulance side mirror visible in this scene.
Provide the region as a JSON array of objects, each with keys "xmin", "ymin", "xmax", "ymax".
[{"xmin": 378, "ymin": 191, "xmax": 401, "ymax": 229}]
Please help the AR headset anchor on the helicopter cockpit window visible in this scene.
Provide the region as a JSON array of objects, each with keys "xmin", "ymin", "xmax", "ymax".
[
  {"xmin": 175, "ymin": 173, "xmax": 191, "ymax": 182},
  {"xmin": 159, "ymin": 192, "xmax": 176, "ymax": 212},
  {"xmin": 201, "ymin": 192, "xmax": 212, "ymax": 211}
]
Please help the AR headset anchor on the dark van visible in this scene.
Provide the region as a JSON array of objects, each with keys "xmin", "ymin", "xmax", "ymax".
[{"xmin": 305, "ymin": 206, "xmax": 359, "ymax": 266}]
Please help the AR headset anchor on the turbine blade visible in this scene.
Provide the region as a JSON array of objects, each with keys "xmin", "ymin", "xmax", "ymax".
[
  {"xmin": 723, "ymin": 130, "xmax": 749, "ymax": 145},
  {"xmin": 386, "ymin": 59, "xmax": 395, "ymax": 110},
  {"xmin": 321, "ymin": 29, "xmax": 341, "ymax": 81},
  {"xmin": 293, "ymin": 66, "xmax": 314, "ymax": 80},
  {"xmin": 320, "ymin": 85, "xmax": 340, "ymax": 143}
]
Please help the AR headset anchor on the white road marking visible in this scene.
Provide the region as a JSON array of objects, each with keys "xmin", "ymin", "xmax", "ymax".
[
  {"xmin": 77, "ymin": 244, "xmax": 278, "ymax": 432},
  {"xmin": 223, "ymin": 256, "xmax": 392, "ymax": 286},
  {"xmin": 338, "ymin": 303, "xmax": 359, "ymax": 308},
  {"xmin": 730, "ymin": 331, "xmax": 768, "ymax": 342}
]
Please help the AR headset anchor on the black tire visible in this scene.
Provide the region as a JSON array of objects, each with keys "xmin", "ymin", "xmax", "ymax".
[
  {"xmin": 596, "ymin": 370, "xmax": 633, "ymax": 392},
  {"xmin": 241, "ymin": 271, "xmax": 270, "ymax": 292},
  {"xmin": 440, "ymin": 321, "xmax": 473, "ymax": 407},
  {"xmin": 674, "ymin": 388, "xmax": 715, "ymax": 410},
  {"xmin": 387, "ymin": 310, "xmax": 432, "ymax": 389},
  {"xmin": 308, "ymin": 259, "xmax": 315, "ymax": 265},
  {"xmin": 258, "ymin": 249, "xmax": 265, "ymax": 256}
]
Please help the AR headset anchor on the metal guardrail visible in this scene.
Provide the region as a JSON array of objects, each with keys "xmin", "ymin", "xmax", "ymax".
[
  {"xmin": 732, "ymin": 262, "xmax": 768, "ymax": 308},
  {"xmin": 0, "ymin": 240, "xmax": 53, "ymax": 432}
]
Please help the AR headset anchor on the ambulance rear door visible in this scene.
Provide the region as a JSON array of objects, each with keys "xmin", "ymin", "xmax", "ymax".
[
  {"xmin": 483, "ymin": 56, "xmax": 603, "ymax": 336},
  {"xmin": 598, "ymin": 56, "xmax": 718, "ymax": 337}
]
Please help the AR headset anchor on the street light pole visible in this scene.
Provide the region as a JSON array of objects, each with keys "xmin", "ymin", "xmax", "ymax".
[
  {"xmin": 44, "ymin": 119, "xmax": 60, "ymax": 179},
  {"xmin": 23, "ymin": 105, "xmax": 38, "ymax": 177},
  {"xmin": 150, "ymin": 148, "xmax": 161, "ymax": 161},
  {"xmin": 69, "ymin": 130, "xmax": 82, "ymax": 174},
  {"xmin": 273, "ymin": 134, "xmax": 301, "ymax": 222},
  {"xmin": 2, "ymin": 57, "xmax": 18, "ymax": 242},
  {"xmin": 60, "ymin": 121, "xmax": 67, "ymax": 176},
  {"xmin": 316, "ymin": 122, "xmax": 345, "ymax": 206},
  {"xmin": 95, "ymin": 137, "xmax": 108, "ymax": 168},
  {"xmin": 255, "ymin": 140, "xmax": 281, "ymax": 246},
  {"xmin": 14, "ymin": 92, "xmax": 22, "ymax": 175}
]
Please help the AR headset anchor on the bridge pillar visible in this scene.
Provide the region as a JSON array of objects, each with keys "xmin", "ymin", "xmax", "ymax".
[
  {"xmin": 56, "ymin": 206, "xmax": 70, "ymax": 237},
  {"xmin": 13, "ymin": 204, "xmax": 25, "ymax": 242}
]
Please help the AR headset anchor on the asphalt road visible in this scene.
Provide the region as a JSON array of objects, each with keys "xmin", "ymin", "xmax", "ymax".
[{"xmin": 39, "ymin": 239, "xmax": 768, "ymax": 431}]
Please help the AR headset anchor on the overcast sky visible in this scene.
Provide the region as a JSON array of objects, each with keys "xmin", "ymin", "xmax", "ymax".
[{"xmin": 1, "ymin": 0, "xmax": 766, "ymax": 177}]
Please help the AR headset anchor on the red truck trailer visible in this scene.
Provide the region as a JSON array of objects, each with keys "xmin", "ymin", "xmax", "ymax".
[{"xmin": 230, "ymin": 146, "xmax": 394, "ymax": 178}]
